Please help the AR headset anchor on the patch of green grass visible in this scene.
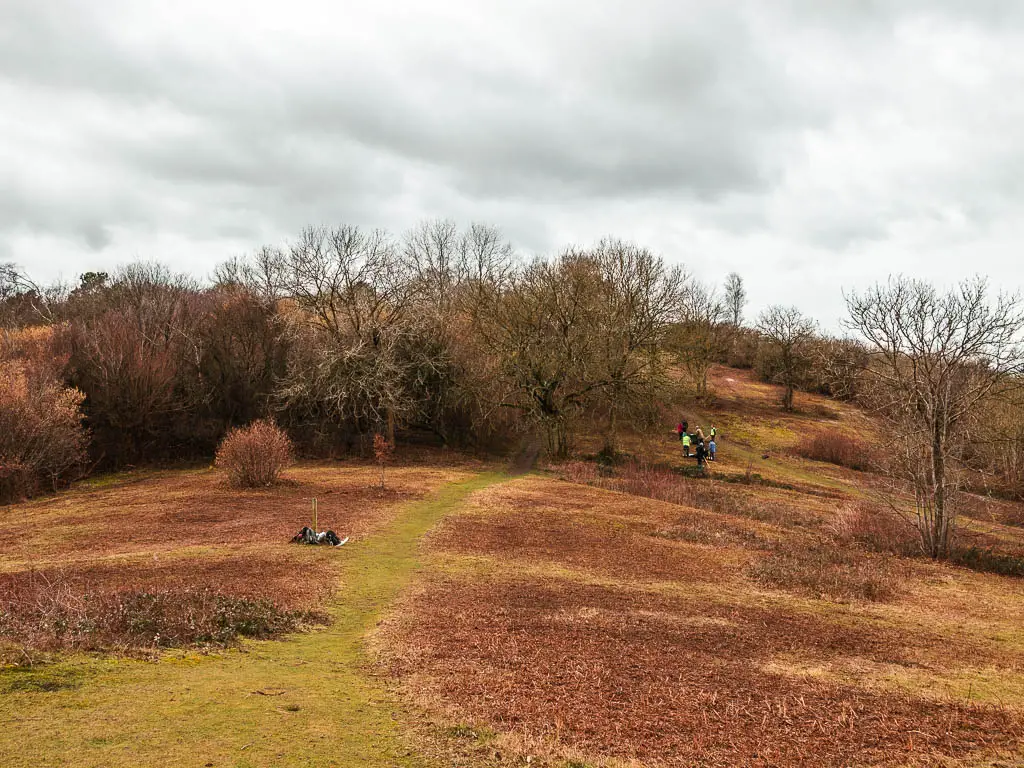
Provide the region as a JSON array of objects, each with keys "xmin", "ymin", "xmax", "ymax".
[
  {"xmin": 0, "ymin": 471, "xmax": 506, "ymax": 768},
  {"xmin": 0, "ymin": 666, "xmax": 88, "ymax": 694},
  {"xmin": 73, "ymin": 471, "xmax": 147, "ymax": 491}
]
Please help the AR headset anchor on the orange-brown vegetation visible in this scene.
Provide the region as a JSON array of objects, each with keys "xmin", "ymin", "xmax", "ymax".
[
  {"xmin": 383, "ymin": 474, "xmax": 1024, "ymax": 766},
  {"xmin": 378, "ymin": 367, "xmax": 1024, "ymax": 767},
  {"xmin": 0, "ymin": 460, "xmax": 470, "ymax": 653},
  {"xmin": 796, "ymin": 429, "xmax": 871, "ymax": 472},
  {"xmin": 393, "ymin": 576, "xmax": 1020, "ymax": 767},
  {"xmin": 215, "ymin": 419, "xmax": 293, "ymax": 488},
  {"xmin": 0, "ymin": 327, "xmax": 87, "ymax": 503}
]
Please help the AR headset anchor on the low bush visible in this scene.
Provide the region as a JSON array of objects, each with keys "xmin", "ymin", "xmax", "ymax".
[
  {"xmin": 0, "ymin": 584, "xmax": 326, "ymax": 652},
  {"xmin": 750, "ymin": 543, "xmax": 902, "ymax": 602},
  {"xmin": 949, "ymin": 547, "xmax": 1024, "ymax": 578},
  {"xmin": 827, "ymin": 502, "xmax": 919, "ymax": 555},
  {"xmin": 215, "ymin": 419, "xmax": 293, "ymax": 488},
  {"xmin": 796, "ymin": 430, "xmax": 871, "ymax": 472}
]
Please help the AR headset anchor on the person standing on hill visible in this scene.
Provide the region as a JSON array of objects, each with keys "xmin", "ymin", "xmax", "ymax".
[
  {"xmin": 682, "ymin": 433, "xmax": 692, "ymax": 457},
  {"xmin": 695, "ymin": 438, "xmax": 707, "ymax": 468},
  {"xmin": 694, "ymin": 425, "xmax": 705, "ymax": 443},
  {"xmin": 708, "ymin": 436, "xmax": 716, "ymax": 462},
  {"xmin": 675, "ymin": 420, "xmax": 686, "ymax": 441}
]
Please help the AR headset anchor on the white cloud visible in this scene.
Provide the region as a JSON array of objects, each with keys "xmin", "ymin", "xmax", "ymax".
[{"xmin": 2, "ymin": 0, "xmax": 1024, "ymax": 332}]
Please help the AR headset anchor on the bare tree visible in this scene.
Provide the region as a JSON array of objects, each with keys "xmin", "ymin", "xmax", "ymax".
[
  {"xmin": 0, "ymin": 263, "xmax": 24, "ymax": 303},
  {"xmin": 404, "ymin": 218, "xmax": 463, "ymax": 321},
  {"xmin": 213, "ymin": 247, "xmax": 289, "ymax": 306},
  {"xmin": 670, "ymin": 281, "xmax": 730, "ymax": 399},
  {"xmin": 475, "ymin": 242, "xmax": 685, "ymax": 457},
  {"xmin": 845, "ymin": 276, "xmax": 1024, "ymax": 558},
  {"xmin": 811, "ymin": 336, "xmax": 869, "ymax": 401},
  {"xmin": 590, "ymin": 239, "xmax": 687, "ymax": 448},
  {"xmin": 723, "ymin": 272, "xmax": 746, "ymax": 327},
  {"xmin": 0, "ymin": 263, "xmax": 65, "ymax": 325},
  {"xmin": 476, "ymin": 253, "xmax": 601, "ymax": 457},
  {"xmin": 274, "ymin": 226, "xmax": 418, "ymax": 443},
  {"xmin": 66, "ymin": 262, "xmax": 203, "ymax": 463},
  {"xmin": 402, "ymin": 220, "xmax": 517, "ymax": 447},
  {"xmin": 757, "ymin": 305, "xmax": 817, "ymax": 411}
]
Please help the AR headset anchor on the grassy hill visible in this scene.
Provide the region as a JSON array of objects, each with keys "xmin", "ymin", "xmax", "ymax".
[{"xmin": 2, "ymin": 366, "xmax": 1023, "ymax": 766}]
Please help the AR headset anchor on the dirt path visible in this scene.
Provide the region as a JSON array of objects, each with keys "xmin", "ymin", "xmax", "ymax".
[{"xmin": 0, "ymin": 471, "xmax": 505, "ymax": 768}]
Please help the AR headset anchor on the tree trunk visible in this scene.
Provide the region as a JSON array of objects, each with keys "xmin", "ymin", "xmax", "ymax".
[
  {"xmin": 546, "ymin": 418, "xmax": 570, "ymax": 459},
  {"xmin": 604, "ymin": 409, "xmax": 618, "ymax": 454},
  {"xmin": 931, "ymin": 416, "xmax": 948, "ymax": 558},
  {"xmin": 783, "ymin": 384, "xmax": 794, "ymax": 412}
]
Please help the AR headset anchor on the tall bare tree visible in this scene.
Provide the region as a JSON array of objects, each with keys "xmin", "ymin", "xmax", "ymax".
[
  {"xmin": 757, "ymin": 305, "xmax": 817, "ymax": 411},
  {"xmin": 0, "ymin": 263, "xmax": 64, "ymax": 325},
  {"xmin": 846, "ymin": 276, "xmax": 1024, "ymax": 558},
  {"xmin": 475, "ymin": 242, "xmax": 685, "ymax": 456},
  {"xmin": 723, "ymin": 272, "xmax": 746, "ymax": 327},
  {"xmin": 274, "ymin": 225, "xmax": 418, "ymax": 443},
  {"xmin": 590, "ymin": 239, "xmax": 687, "ymax": 448},
  {"xmin": 670, "ymin": 281, "xmax": 730, "ymax": 399}
]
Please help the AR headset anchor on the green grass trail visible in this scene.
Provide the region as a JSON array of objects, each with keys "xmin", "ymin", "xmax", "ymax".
[{"xmin": 0, "ymin": 472, "xmax": 505, "ymax": 768}]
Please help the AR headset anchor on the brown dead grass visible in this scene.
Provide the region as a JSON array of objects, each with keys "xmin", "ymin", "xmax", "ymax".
[
  {"xmin": 0, "ymin": 463, "xmax": 460, "ymax": 567},
  {"xmin": 389, "ymin": 575, "xmax": 1023, "ymax": 767},
  {"xmin": 432, "ymin": 506, "xmax": 739, "ymax": 584},
  {"xmin": 381, "ymin": 367, "xmax": 1024, "ymax": 767},
  {"xmin": 430, "ymin": 478, "xmax": 758, "ymax": 584},
  {"xmin": 0, "ymin": 458, "xmax": 475, "ymax": 652},
  {"xmin": 750, "ymin": 542, "xmax": 905, "ymax": 602},
  {"xmin": 383, "ymin": 472, "xmax": 1024, "ymax": 767},
  {"xmin": 559, "ymin": 459, "xmax": 835, "ymax": 531},
  {"xmin": 796, "ymin": 429, "xmax": 873, "ymax": 472}
]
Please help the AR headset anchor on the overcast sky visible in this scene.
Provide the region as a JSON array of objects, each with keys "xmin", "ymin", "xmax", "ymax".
[{"xmin": 3, "ymin": 1, "xmax": 1023, "ymax": 329}]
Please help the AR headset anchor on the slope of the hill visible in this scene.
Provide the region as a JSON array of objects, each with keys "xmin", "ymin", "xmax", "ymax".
[
  {"xmin": 378, "ymin": 366, "xmax": 1024, "ymax": 767},
  {"xmin": 1, "ymin": 366, "xmax": 1023, "ymax": 767},
  {"xmin": 0, "ymin": 463, "xmax": 505, "ymax": 767}
]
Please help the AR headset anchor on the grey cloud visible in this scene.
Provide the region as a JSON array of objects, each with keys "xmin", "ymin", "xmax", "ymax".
[
  {"xmin": 1, "ymin": 0, "xmax": 1024, "ymax": 322},
  {"xmin": 3, "ymin": 0, "xmax": 817, "ymax": 213}
]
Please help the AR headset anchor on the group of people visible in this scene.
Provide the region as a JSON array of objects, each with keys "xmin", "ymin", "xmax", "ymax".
[{"xmin": 674, "ymin": 419, "xmax": 717, "ymax": 467}]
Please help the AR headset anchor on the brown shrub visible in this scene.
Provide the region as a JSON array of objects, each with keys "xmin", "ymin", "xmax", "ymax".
[
  {"xmin": 796, "ymin": 430, "xmax": 871, "ymax": 472},
  {"xmin": 949, "ymin": 546, "xmax": 1024, "ymax": 578},
  {"xmin": 215, "ymin": 419, "xmax": 293, "ymax": 488},
  {"xmin": 0, "ymin": 355, "xmax": 87, "ymax": 504},
  {"xmin": 750, "ymin": 542, "xmax": 902, "ymax": 602},
  {"xmin": 827, "ymin": 501, "xmax": 919, "ymax": 555},
  {"xmin": 0, "ymin": 570, "xmax": 325, "ymax": 652}
]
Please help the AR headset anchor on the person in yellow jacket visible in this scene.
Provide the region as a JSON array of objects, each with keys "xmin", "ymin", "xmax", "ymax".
[{"xmin": 682, "ymin": 433, "xmax": 692, "ymax": 457}]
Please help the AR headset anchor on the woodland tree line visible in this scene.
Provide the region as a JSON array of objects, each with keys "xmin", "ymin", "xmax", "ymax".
[{"xmin": 3, "ymin": 221, "xmax": 1024, "ymax": 558}]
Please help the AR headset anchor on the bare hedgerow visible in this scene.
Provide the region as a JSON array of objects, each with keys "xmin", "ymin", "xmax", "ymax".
[
  {"xmin": 215, "ymin": 419, "xmax": 293, "ymax": 488},
  {"xmin": 0, "ymin": 570, "xmax": 325, "ymax": 653}
]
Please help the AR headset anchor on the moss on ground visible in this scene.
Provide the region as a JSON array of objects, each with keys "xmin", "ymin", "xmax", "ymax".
[{"xmin": 0, "ymin": 472, "xmax": 505, "ymax": 768}]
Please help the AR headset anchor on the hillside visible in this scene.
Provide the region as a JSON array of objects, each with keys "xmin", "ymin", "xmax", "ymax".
[{"xmin": 2, "ymin": 366, "xmax": 1023, "ymax": 767}]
